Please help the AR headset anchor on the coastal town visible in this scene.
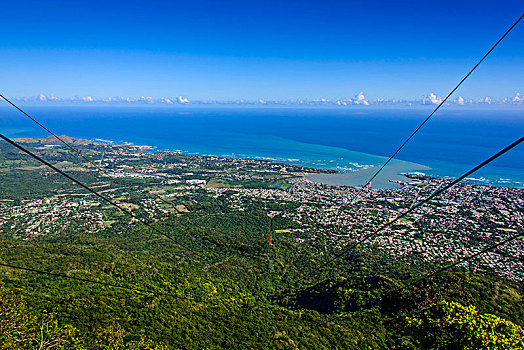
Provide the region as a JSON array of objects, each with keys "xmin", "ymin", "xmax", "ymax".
[
  {"xmin": 1, "ymin": 137, "xmax": 522, "ymax": 282},
  {"xmin": 4, "ymin": 2, "xmax": 524, "ymax": 347}
]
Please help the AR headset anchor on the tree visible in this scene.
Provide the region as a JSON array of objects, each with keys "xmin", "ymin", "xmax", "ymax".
[
  {"xmin": 0, "ymin": 283, "xmax": 79, "ymax": 350},
  {"xmin": 405, "ymin": 300, "xmax": 524, "ymax": 349}
]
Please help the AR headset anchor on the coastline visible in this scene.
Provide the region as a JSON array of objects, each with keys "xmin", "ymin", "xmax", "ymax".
[
  {"xmin": 305, "ymin": 159, "xmax": 431, "ymax": 189},
  {"xmin": 83, "ymin": 136, "xmax": 524, "ymax": 190},
  {"xmin": 88, "ymin": 135, "xmax": 431, "ymax": 189},
  {"xmin": 2, "ymin": 105, "xmax": 522, "ymax": 189}
]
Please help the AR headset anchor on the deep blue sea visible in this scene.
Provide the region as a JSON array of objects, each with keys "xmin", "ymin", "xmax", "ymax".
[{"xmin": 0, "ymin": 105, "xmax": 522, "ymax": 188}]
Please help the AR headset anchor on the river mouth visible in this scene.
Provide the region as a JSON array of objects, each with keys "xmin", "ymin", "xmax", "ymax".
[{"xmin": 306, "ymin": 161, "xmax": 431, "ymax": 189}]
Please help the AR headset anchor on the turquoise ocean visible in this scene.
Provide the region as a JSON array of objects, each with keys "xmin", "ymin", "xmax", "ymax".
[{"xmin": 0, "ymin": 105, "xmax": 522, "ymax": 189}]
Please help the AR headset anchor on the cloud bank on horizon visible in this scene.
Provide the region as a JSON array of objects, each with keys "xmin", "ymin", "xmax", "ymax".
[{"xmin": 10, "ymin": 92, "xmax": 524, "ymax": 107}]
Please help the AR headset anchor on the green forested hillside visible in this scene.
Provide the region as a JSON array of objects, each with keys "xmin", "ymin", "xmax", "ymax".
[
  {"xmin": 1, "ymin": 213, "xmax": 523, "ymax": 349},
  {"xmin": 0, "ymin": 140, "xmax": 522, "ymax": 349}
]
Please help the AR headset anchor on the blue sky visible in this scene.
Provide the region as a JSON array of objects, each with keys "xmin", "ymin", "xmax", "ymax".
[{"xmin": 1, "ymin": 0, "xmax": 523, "ymax": 100}]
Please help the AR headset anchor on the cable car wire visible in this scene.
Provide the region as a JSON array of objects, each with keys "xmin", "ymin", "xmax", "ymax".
[
  {"xmin": 306, "ymin": 136, "xmax": 524, "ymax": 281},
  {"xmin": 0, "ymin": 93, "xmax": 176, "ymax": 209},
  {"xmin": 336, "ymin": 12, "xmax": 524, "ymax": 213},
  {"xmin": 407, "ymin": 229, "xmax": 524, "ymax": 289},
  {"xmin": 0, "ymin": 133, "xmax": 201, "ymax": 257},
  {"xmin": 0, "ymin": 261, "xmax": 153, "ymax": 294}
]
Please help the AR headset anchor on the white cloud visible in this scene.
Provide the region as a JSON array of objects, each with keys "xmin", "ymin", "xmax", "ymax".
[
  {"xmin": 511, "ymin": 92, "xmax": 522, "ymax": 103},
  {"xmin": 160, "ymin": 97, "xmax": 174, "ymax": 104},
  {"xmin": 353, "ymin": 91, "xmax": 369, "ymax": 105},
  {"xmin": 423, "ymin": 93, "xmax": 441, "ymax": 105},
  {"xmin": 177, "ymin": 96, "xmax": 190, "ymax": 104},
  {"xmin": 140, "ymin": 96, "xmax": 155, "ymax": 104}
]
